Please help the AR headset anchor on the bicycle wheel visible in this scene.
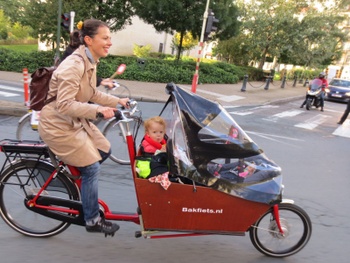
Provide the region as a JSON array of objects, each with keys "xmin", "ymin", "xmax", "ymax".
[
  {"xmin": 249, "ymin": 203, "xmax": 312, "ymax": 257},
  {"xmin": 102, "ymin": 117, "xmax": 144, "ymax": 164},
  {"xmin": 306, "ymin": 100, "xmax": 311, "ymax": 110},
  {"xmin": 16, "ymin": 112, "xmax": 41, "ymax": 141},
  {"xmin": 0, "ymin": 159, "xmax": 80, "ymax": 237},
  {"xmin": 106, "ymin": 83, "xmax": 131, "ymax": 98}
]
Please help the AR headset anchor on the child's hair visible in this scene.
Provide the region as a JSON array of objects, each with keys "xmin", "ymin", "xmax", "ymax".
[{"xmin": 144, "ymin": 116, "xmax": 166, "ymax": 132}]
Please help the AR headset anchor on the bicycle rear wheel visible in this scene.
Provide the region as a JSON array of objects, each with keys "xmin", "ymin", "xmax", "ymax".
[
  {"xmin": 249, "ymin": 203, "xmax": 312, "ymax": 257},
  {"xmin": 0, "ymin": 159, "xmax": 80, "ymax": 237},
  {"xmin": 102, "ymin": 117, "xmax": 144, "ymax": 164},
  {"xmin": 16, "ymin": 112, "xmax": 41, "ymax": 141}
]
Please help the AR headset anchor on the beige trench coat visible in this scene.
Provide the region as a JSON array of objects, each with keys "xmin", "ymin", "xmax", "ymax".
[{"xmin": 38, "ymin": 46, "xmax": 120, "ymax": 167}]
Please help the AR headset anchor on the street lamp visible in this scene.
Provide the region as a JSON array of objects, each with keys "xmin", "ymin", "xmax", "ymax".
[
  {"xmin": 191, "ymin": 0, "xmax": 210, "ymax": 93},
  {"xmin": 54, "ymin": 0, "xmax": 62, "ymax": 65}
]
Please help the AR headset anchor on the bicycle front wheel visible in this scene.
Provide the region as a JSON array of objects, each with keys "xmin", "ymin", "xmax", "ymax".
[
  {"xmin": 249, "ymin": 203, "xmax": 312, "ymax": 257},
  {"xmin": 102, "ymin": 117, "xmax": 144, "ymax": 164},
  {"xmin": 16, "ymin": 112, "xmax": 41, "ymax": 141},
  {"xmin": 0, "ymin": 160, "xmax": 80, "ymax": 237}
]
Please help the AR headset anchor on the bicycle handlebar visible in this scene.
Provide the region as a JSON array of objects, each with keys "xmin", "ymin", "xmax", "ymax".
[{"xmin": 96, "ymin": 99, "xmax": 140, "ymax": 122}]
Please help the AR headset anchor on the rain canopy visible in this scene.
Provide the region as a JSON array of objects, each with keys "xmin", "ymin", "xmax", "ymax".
[{"xmin": 159, "ymin": 83, "xmax": 283, "ymax": 204}]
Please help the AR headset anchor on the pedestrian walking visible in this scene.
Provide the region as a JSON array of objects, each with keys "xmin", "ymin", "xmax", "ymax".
[{"xmin": 337, "ymin": 99, "xmax": 350, "ymax": 125}]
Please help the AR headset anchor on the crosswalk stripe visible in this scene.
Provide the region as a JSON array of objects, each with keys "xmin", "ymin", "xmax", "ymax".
[
  {"xmin": 0, "ymin": 91, "xmax": 19, "ymax": 97},
  {"xmin": 332, "ymin": 120, "xmax": 350, "ymax": 138},
  {"xmin": 263, "ymin": 109, "xmax": 303, "ymax": 122},
  {"xmin": 294, "ymin": 114, "xmax": 330, "ymax": 130},
  {"xmin": 0, "ymin": 85, "xmax": 23, "ymax": 93},
  {"xmin": 227, "ymin": 105, "xmax": 350, "ymax": 139},
  {"xmin": 218, "ymin": 95, "xmax": 245, "ymax": 102},
  {"xmin": 230, "ymin": 105, "xmax": 279, "ymax": 116}
]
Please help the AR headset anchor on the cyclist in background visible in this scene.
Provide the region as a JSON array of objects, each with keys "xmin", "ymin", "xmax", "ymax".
[{"xmin": 300, "ymin": 72, "xmax": 328, "ymax": 111}]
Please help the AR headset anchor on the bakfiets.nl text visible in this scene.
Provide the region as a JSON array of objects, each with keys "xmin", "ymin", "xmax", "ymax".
[{"xmin": 182, "ymin": 207, "xmax": 223, "ymax": 214}]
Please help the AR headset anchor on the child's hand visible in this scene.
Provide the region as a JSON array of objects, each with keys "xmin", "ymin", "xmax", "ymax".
[{"xmin": 161, "ymin": 144, "xmax": 167, "ymax": 152}]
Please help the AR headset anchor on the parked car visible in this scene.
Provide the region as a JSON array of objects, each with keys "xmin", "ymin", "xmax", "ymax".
[{"xmin": 325, "ymin": 78, "xmax": 350, "ymax": 102}]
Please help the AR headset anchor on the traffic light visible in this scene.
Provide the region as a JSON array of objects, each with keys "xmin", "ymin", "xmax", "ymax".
[
  {"xmin": 61, "ymin": 13, "xmax": 70, "ymax": 31},
  {"xmin": 204, "ymin": 9, "xmax": 219, "ymax": 41}
]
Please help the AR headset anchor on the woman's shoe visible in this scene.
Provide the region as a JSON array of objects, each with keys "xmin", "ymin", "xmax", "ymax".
[{"xmin": 86, "ymin": 218, "xmax": 120, "ymax": 235}]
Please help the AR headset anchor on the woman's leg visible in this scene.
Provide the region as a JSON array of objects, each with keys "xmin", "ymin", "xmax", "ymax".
[
  {"xmin": 79, "ymin": 162, "xmax": 101, "ymax": 225},
  {"xmin": 78, "ymin": 160, "xmax": 119, "ymax": 235}
]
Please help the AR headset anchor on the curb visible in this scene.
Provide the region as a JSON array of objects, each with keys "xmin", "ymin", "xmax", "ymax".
[
  {"xmin": 0, "ymin": 94, "xmax": 303, "ymax": 118},
  {"xmin": 0, "ymin": 103, "xmax": 28, "ymax": 117}
]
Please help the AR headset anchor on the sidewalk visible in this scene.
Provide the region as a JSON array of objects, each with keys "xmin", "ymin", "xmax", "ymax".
[{"xmin": 0, "ymin": 71, "xmax": 306, "ymax": 116}]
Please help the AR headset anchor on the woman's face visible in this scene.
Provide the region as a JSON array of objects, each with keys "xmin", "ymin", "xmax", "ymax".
[{"xmin": 85, "ymin": 26, "xmax": 112, "ymax": 61}]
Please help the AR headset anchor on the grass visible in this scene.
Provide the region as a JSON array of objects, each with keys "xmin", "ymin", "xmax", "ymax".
[{"xmin": 0, "ymin": 44, "xmax": 38, "ymax": 52}]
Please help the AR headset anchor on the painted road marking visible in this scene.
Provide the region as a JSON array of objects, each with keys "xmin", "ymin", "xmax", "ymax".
[
  {"xmin": 0, "ymin": 85, "xmax": 23, "ymax": 93},
  {"xmin": 0, "ymin": 91, "xmax": 19, "ymax": 97},
  {"xmin": 295, "ymin": 114, "xmax": 330, "ymax": 130},
  {"xmin": 179, "ymin": 85, "xmax": 246, "ymax": 102},
  {"xmin": 218, "ymin": 95, "xmax": 245, "ymax": 102},
  {"xmin": 333, "ymin": 120, "xmax": 350, "ymax": 138},
  {"xmin": 263, "ymin": 109, "xmax": 303, "ymax": 122},
  {"xmin": 230, "ymin": 105, "xmax": 279, "ymax": 116}
]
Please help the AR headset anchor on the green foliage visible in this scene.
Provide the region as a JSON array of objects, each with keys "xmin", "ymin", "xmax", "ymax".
[
  {"xmin": 172, "ymin": 32, "xmax": 198, "ymax": 52},
  {"xmin": 229, "ymin": 0, "xmax": 349, "ymax": 69},
  {"xmin": 133, "ymin": 44, "xmax": 152, "ymax": 58},
  {"xmin": 0, "ymin": 44, "xmax": 37, "ymax": 52},
  {"xmin": 133, "ymin": 0, "xmax": 240, "ymax": 61},
  {"xmin": 0, "ymin": 49, "xmax": 251, "ymax": 84},
  {"xmin": 0, "ymin": 48, "xmax": 55, "ymax": 72},
  {"xmin": 0, "ymin": 9, "xmax": 10, "ymax": 40},
  {"xmin": 286, "ymin": 68, "xmax": 320, "ymax": 80}
]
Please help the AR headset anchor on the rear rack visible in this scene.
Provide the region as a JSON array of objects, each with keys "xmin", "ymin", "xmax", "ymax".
[{"xmin": 0, "ymin": 139, "xmax": 49, "ymax": 174}]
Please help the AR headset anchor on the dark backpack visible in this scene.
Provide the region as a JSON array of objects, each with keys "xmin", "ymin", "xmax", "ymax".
[{"xmin": 29, "ymin": 66, "xmax": 56, "ymax": 111}]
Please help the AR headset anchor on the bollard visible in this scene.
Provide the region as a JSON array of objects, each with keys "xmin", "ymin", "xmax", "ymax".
[
  {"xmin": 292, "ymin": 76, "xmax": 297, "ymax": 87},
  {"xmin": 23, "ymin": 68, "xmax": 29, "ymax": 107},
  {"xmin": 241, "ymin": 74, "xmax": 248, "ymax": 92},
  {"xmin": 303, "ymin": 78, "xmax": 309, "ymax": 87},
  {"xmin": 264, "ymin": 76, "xmax": 272, "ymax": 90},
  {"xmin": 281, "ymin": 76, "xmax": 286, "ymax": 89},
  {"xmin": 137, "ymin": 58, "xmax": 147, "ymax": 70}
]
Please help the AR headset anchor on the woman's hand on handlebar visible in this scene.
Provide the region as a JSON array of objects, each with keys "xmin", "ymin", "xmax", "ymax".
[
  {"xmin": 118, "ymin": 98, "xmax": 130, "ymax": 108},
  {"xmin": 101, "ymin": 78, "xmax": 115, "ymax": 89},
  {"xmin": 97, "ymin": 106, "xmax": 118, "ymax": 119}
]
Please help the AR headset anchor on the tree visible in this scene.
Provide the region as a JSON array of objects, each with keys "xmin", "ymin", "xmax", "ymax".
[
  {"xmin": 0, "ymin": 9, "xmax": 10, "ymax": 40},
  {"xmin": 10, "ymin": 22, "xmax": 33, "ymax": 40},
  {"xmin": 172, "ymin": 32, "xmax": 198, "ymax": 55},
  {"xmin": 8, "ymin": 0, "xmax": 135, "ymax": 46},
  {"xmin": 229, "ymin": 0, "xmax": 349, "ymax": 69},
  {"xmin": 216, "ymin": 34, "xmax": 252, "ymax": 65},
  {"xmin": 0, "ymin": 0, "xmax": 29, "ymax": 25},
  {"xmin": 133, "ymin": 0, "xmax": 240, "ymax": 60}
]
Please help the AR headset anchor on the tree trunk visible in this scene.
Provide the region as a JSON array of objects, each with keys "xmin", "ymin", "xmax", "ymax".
[
  {"xmin": 176, "ymin": 31, "xmax": 185, "ymax": 61},
  {"xmin": 258, "ymin": 46, "xmax": 269, "ymax": 69}
]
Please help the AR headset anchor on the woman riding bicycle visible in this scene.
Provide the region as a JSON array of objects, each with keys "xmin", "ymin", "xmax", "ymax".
[{"xmin": 38, "ymin": 19, "xmax": 129, "ymax": 236}]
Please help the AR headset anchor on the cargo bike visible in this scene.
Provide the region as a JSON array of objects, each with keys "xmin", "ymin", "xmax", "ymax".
[{"xmin": 0, "ymin": 83, "xmax": 311, "ymax": 258}]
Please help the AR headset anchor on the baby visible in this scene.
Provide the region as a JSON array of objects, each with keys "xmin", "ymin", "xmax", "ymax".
[{"xmin": 141, "ymin": 116, "xmax": 167, "ymax": 155}]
